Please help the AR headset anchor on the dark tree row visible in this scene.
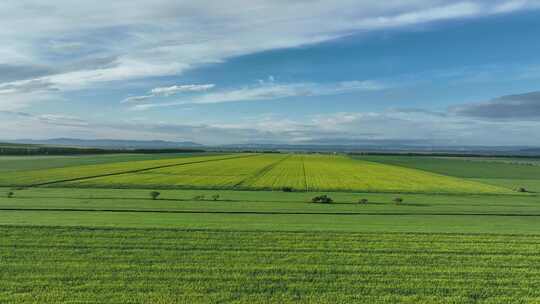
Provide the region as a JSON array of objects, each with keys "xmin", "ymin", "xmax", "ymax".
[{"xmin": 0, "ymin": 146, "xmax": 205, "ymax": 156}]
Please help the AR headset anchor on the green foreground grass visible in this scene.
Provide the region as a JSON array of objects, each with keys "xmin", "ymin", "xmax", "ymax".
[{"xmin": 2, "ymin": 226, "xmax": 540, "ymax": 304}]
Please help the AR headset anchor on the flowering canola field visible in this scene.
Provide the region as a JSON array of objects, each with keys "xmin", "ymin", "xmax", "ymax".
[{"xmin": 44, "ymin": 154, "xmax": 511, "ymax": 194}]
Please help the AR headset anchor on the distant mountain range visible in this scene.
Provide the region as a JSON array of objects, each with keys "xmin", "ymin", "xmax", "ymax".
[{"xmin": 4, "ymin": 138, "xmax": 203, "ymax": 149}]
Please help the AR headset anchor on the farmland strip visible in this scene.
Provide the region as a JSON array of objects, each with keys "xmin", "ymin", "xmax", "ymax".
[{"xmin": 29, "ymin": 154, "xmax": 259, "ymax": 187}]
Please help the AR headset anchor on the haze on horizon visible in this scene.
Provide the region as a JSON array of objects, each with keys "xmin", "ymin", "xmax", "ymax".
[{"xmin": 1, "ymin": 1, "xmax": 540, "ymax": 146}]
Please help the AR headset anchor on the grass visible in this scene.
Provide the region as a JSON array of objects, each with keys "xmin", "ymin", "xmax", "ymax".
[
  {"xmin": 0, "ymin": 187, "xmax": 539, "ymax": 234},
  {"xmin": 469, "ymin": 178, "xmax": 540, "ymax": 193},
  {"xmin": 2, "ymin": 226, "xmax": 540, "ymax": 303},
  {"xmin": 46, "ymin": 154, "xmax": 511, "ymax": 194},
  {"xmin": 0, "ymin": 187, "xmax": 538, "ymax": 216}
]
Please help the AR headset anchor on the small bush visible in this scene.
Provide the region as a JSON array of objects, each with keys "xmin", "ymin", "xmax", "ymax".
[
  {"xmin": 517, "ymin": 187, "xmax": 528, "ymax": 193},
  {"xmin": 211, "ymin": 194, "xmax": 220, "ymax": 201},
  {"xmin": 282, "ymin": 186, "xmax": 294, "ymax": 192},
  {"xmin": 312, "ymin": 195, "xmax": 333, "ymax": 204},
  {"xmin": 150, "ymin": 191, "xmax": 160, "ymax": 200},
  {"xmin": 193, "ymin": 195, "xmax": 206, "ymax": 201},
  {"xmin": 393, "ymin": 197, "xmax": 404, "ymax": 205},
  {"xmin": 358, "ymin": 198, "xmax": 368, "ymax": 204},
  {"xmin": 7, "ymin": 191, "xmax": 14, "ymax": 198}
]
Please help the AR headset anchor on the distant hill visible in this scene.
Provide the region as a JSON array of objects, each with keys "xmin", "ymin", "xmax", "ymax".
[
  {"xmin": 5, "ymin": 138, "xmax": 204, "ymax": 149},
  {"xmin": 0, "ymin": 142, "xmax": 37, "ymax": 147},
  {"xmin": 219, "ymin": 142, "xmax": 540, "ymax": 156}
]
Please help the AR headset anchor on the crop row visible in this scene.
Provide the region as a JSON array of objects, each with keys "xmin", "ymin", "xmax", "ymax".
[{"xmin": 1, "ymin": 226, "xmax": 539, "ymax": 303}]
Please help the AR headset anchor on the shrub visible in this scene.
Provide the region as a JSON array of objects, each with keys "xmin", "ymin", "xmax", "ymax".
[
  {"xmin": 150, "ymin": 191, "xmax": 160, "ymax": 200},
  {"xmin": 282, "ymin": 186, "xmax": 293, "ymax": 192},
  {"xmin": 211, "ymin": 194, "xmax": 220, "ymax": 201},
  {"xmin": 7, "ymin": 191, "xmax": 14, "ymax": 198},
  {"xmin": 358, "ymin": 198, "xmax": 368, "ymax": 204},
  {"xmin": 517, "ymin": 187, "xmax": 528, "ymax": 193},
  {"xmin": 193, "ymin": 195, "xmax": 205, "ymax": 201},
  {"xmin": 393, "ymin": 197, "xmax": 404, "ymax": 205},
  {"xmin": 312, "ymin": 195, "xmax": 333, "ymax": 204}
]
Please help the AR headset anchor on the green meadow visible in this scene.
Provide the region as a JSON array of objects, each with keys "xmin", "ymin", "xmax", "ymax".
[{"xmin": 1, "ymin": 153, "xmax": 540, "ymax": 303}]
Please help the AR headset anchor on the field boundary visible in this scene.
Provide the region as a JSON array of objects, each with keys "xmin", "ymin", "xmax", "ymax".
[
  {"xmin": 2, "ymin": 207, "xmax": 540, "ymax": 217},
  {"xmin": 28, "ymin": 154, "xmax": 260, "ymax": 188},
  {"xmin": 302, "ymin": 155, "xmax": 308, "ymax": 191},
  {"xmin": 21, "ymin": 184, "xmax": 531, "ymax": 195}
]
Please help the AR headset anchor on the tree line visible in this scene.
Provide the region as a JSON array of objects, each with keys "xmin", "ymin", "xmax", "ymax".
[{"xmin": 0, "ymin": 146, "xmax": 205, "ymax": 156}]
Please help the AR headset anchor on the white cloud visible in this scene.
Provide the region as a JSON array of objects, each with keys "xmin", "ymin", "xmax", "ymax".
[
  {"xmin": 122, "ymin": 95, "xmax": 153, "ymax": 103},
  {"xmin": 122, "ymin": 83, "xmax": 215, "ymax": 103},
  {"xmin": 37, "ymin": 114, "xmax": 89, "ymax": 127},
  {"xmin": 1, "ymin": 1, "xmax": 538, "ymax": 110},
  {"xmin": 493, "ymin": 0, "xmax": 539, "ymax": 13},
  {"xmin": 131, "ymin": 80, "xmax": 384, "ymax": 109},
  {"xmin": 151, "ymin": 84, "xmax": 216, "ymax": 96}
]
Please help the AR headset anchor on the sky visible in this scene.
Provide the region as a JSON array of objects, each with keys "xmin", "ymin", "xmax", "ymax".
[{"xmin": 1, "ymin": 0, "xmax": 540, "ymax": 146}]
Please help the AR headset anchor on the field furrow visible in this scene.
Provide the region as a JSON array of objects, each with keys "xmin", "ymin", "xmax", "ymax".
[{"xmin": 1, "ymin": 226, "xmax": 539, "ymax": 304}]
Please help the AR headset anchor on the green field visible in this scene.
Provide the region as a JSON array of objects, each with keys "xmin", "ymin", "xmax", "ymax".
[
  {"xmin": 3, "ymin": 226, "xmax": 540, "ymax": 304},
  {"xmin": 1, "ymin": 153, "xmax": 540, "ymax": 303},
  {"xmin": 0, "ymin": 153, "xmax": 512, "ymax": 194},
  {"xmin": 0, "ymin": 153, "xmax": 246, "ymax": 186},
  {"xmin": 357, "ymin": 155, "xmax": 540, "ymax": 192},
  {"xmin": 0, "ymin": 153, "xmax": 217, "ymax": 173}
]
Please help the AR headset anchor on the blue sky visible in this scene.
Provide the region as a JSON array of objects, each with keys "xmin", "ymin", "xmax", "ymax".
[{"xmin": 2, "ymin": 1, "xmax": 540, "ymax": 145}]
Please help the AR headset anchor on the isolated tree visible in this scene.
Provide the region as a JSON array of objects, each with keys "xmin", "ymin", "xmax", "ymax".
[
  {"xmin": 212, "ymin": 194, "xmax": 220, "ymax": 201},
  {"xmin": 7, "ymin": 191, "xmax": 14, "ymax": 198},
  {"xmin": 282, "ymin": 186, "xmax": 293, "ymax": 192},
  {"xmin": 393, "ymin": 197, "xmax": 404, "ymax": 205},
  {"xmin": 312, "ymin": 195, "xmax": 333, "ymax": 204},
  {"xmin": 358, "ymin": 198, "xmax": 368, "ymax": 204},
  {"xmin": 150, "ymin": 191, "xmax": 160, "ymax": 200}
]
